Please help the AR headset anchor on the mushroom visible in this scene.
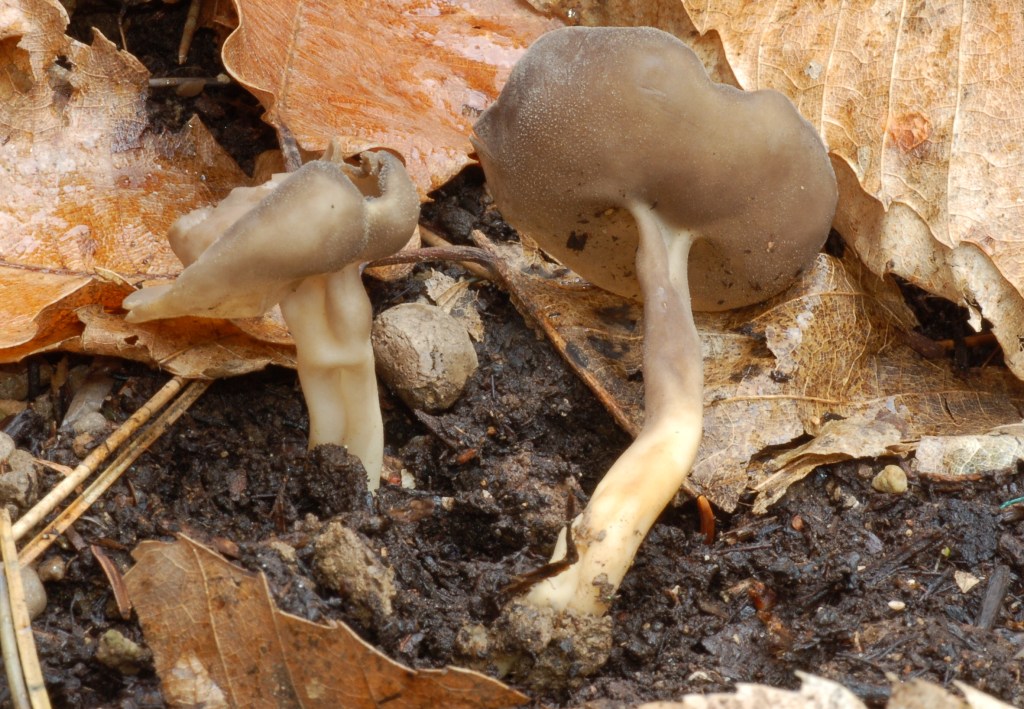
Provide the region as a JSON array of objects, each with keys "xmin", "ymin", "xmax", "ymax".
[
  {"xmin": 472, "ymin": 26, "xmax": 837, "ymax": 614},
  {"xmin": 123, "ymin": 147, "xmax": 420, "ymax": 490}
]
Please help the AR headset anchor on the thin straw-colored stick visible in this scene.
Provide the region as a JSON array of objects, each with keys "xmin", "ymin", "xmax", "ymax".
[
  {"xmin": 0, "ymin": 510, "xmax": 50, "ymax": 708},
  {"xmin": 13, "ymin": 377, "xmax": 187, "ymax": 542},
  {"xmin": 18, "ymin": 380, "xmax": 211, "ymax": 567},
  {"xmin": 0, "ymin": 537, "xmax": 31, "ymax": 709}
]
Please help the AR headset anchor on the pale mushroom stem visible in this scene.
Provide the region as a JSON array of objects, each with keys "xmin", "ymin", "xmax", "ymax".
[
  {"xmin": 279, "ymin": 264, "xmax": 384, "ymax": 491},
  {"xmin": 525, "ymin": 205, "xmax": 704, "ymax": 615}
]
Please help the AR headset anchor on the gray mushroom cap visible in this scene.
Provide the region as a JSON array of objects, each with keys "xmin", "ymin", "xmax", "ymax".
[{"xmin": 471, "ymin": 26, "xmax": 838, "ymax": 311}]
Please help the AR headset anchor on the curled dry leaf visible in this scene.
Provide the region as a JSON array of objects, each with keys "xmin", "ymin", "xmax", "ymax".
[
  {"xmin": 482, "ymin": 235, "xmax": 1024, "ymax": 511},
  {"xmin": 0, "ymin": 1, "xmax": 294, "ymax": 374},
  {"xmin": 543, "ymin": 0, "xmax": 1024, "ymax": 381},
  {"xmin": 750, "ymin": 419, "xmax": 904, "ymax": 514},
  {"xmin": 124, "ymin": 536, "xmax": 528, "ymax": 709},
  {"xmin": 221, "ymin": 0, "xmax": 563, "ymax": 195},
  {"xmin": 911, "ymin": 425, "xmax": 1024, "ymax": 480}
]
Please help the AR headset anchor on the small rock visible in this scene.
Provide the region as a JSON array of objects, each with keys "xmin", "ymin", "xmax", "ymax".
[
  {"xmin": 0, "ymin": 432, "xmax": 14, "ymax": 461},
  {"xmin": 0, "ymin": 434, "xmax": 39, "ymax": 509},
  {"xmin": 313, "ymin": 521, "xmax": 395, "ymax": 623},
  {"xmin": 0, "ymin": 373, "xmax": 27, "ymax": 401},
  {"xmin": 872, "ymin": 465, "xmax": 908, "ymax": 494},
  {"xmin": 829, "ymin": 483, "xmax": 861, "ymax": 509},
  {"xmin": 0, "ymin": 363, "xmax": 43, "ymax": 401},
  {"xmin": 31, "ymin": 393, "xmax": 54, "ymax": 423},
  {"xmin": 263, "ymin": 540, "xmax": 298, "ymax": 566},
  {"xmin": 372, "ymin": 303, "xmax": 478, "ymax": 412},
  {"xmin": 72, "ymin": 432, "xmax": 100, "ymax": 459},
  {"xmin": 0, "ymin": 400, "xmax": 26, "ymax": 419},
  {"xmin": 72, "ymin": 410, "xmax": 110, "ymax": 437},
  {"xmin": 61, "ymin": 367, "xmax": 114, "ymax": 433},
  {"xmin": 454, "ymin": 622, "xmax": 492, "ymax": 661},
  {"xmin": 95, "ymin": 629, "xmax": 151, "ymax": 675},
  {"xmin": 399, "ymin": 468, "xmax": 416, "ymax": 489},
  {"xmin": 37, "ymin": 556, "xmax": 67, "ymax": 583},
  {"xmin": 20, "ymin": 565, "xmax": 47, "ymax": 620}
]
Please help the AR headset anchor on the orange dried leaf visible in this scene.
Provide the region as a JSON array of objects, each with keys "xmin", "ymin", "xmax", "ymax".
[
  {"xmin": 222, "ymin": 0, "xmax": 563, "ymax": 195},
  {"xmin": 125, "ymin": 536, "xmax": 529, "ymax": 709},
  {"xmin": 0, "ymin": 1, "xmax": 290, "ymax": 374}
]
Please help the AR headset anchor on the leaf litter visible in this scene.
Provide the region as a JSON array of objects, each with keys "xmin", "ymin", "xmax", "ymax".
[
  {"xmin": 1, "ymin": 0, "xmax": 1024, "ymax": 706},
  {"xmin": 125, "ymin": 535, "xmax": 527, "ymax": 708},
  {"xmin": 5, "ymin": 170, "xmax": 1020, "ymax": 705}
]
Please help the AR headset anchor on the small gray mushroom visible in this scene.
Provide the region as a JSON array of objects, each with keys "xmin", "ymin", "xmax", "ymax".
[{"xmin": 124, "ymin": 147, "xmax": 419, "ymax": 490}]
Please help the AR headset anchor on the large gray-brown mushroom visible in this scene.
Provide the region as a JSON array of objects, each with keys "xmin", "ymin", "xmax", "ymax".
[
  {"xmin": 123, "ymin": 148, "xmax": 419, "ymax": 490},
  {"xmin": 472, "ymin": 26, "xmax": 837, "ymax": 614}
]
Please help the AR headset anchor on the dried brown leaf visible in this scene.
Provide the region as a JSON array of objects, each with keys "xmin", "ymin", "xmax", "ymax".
[
  {"xmin": 548, "ymin": 0, "xmax": 1024, "ymax": 380},
  {"xmin": 484, "ymin": 235, "xmax": 1024, "ymax": 511},
  {"xmin": 71, "ymin": 305, "xmax": 295, "ymax": 378},
  {"xmin": 912, "ymin": 425, "xmax": 1024, "ymax": 480},
  {"xmin": 750, "ymin": 419, "xmax": 904, "ymax": 514},
  {"xmin": 0, "ymin": 1, "xmax": 288, "ymax": 375},
  {"xmin": 124, "ymin": 536, "xmax": 529, "ymax": 709},
  {"xmin": 221, "ymin": 0, "xmax": 563, "ymax": 195}
]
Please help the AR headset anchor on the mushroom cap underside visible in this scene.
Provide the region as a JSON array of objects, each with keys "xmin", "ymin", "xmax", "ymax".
[{"xmin": 472, "ymin": 26, "xmax": 838, "ymax": 311}]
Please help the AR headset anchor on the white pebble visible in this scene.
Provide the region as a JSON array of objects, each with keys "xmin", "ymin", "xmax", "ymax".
[{"xmin": 872, "ymin": 465, "xmax": 908, "ymax": 494}]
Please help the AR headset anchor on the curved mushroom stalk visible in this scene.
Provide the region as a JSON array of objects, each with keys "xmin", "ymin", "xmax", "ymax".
[
  {"xmin": 123, "ymin": 150, "xmax": 420, "ymax": 490},
  {"xmin": 472, "ymin": 26, "xmax": 837, "ymax": 615},
  {"xmin": 526, "ymin": 208, "xmax": 703, "ymax": 615}
]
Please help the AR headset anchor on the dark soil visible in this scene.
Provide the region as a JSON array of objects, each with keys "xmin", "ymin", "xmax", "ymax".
[
  {"xmin": 8, "ymin": 4, "xmax": 1023, "ymax": 708},
  {"xmin": 9, "ymin": 284, "xmax": 1024, "ymax": 708}
]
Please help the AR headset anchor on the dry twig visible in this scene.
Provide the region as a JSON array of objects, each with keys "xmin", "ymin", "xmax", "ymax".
[
  {"xmin": 18, "ymin": 380, "xmax": 211, "ymax": 566},
  {"xmin": 419, "ymin": 226, "xmax": 497, "ymax": 280},
  {"xmin": 0, "ymin": 542, "xmax": 30, "ymax": 709},
  {"xmin": 178, "ymin": 0, "xmax": 202, "ymax": 64},
  {"xmin": 13, "ymin": 377, "xmax": 188, "ymax": 543},
  {"xmin": 0, "ymin": 510, "xmax": 50, "ymax": 708}
]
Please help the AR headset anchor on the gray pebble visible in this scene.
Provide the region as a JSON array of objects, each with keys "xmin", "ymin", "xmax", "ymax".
[
  {"xmin": 0, "ymin": 434, "xmax": 39, "ymax": 509},
  {"xmin": 372, "ymin": 303, "xmax": 478, "ymax": 412},
  {"xmin": 20, "ymin": 565, "xmax": 47, "ymax": 620}
]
